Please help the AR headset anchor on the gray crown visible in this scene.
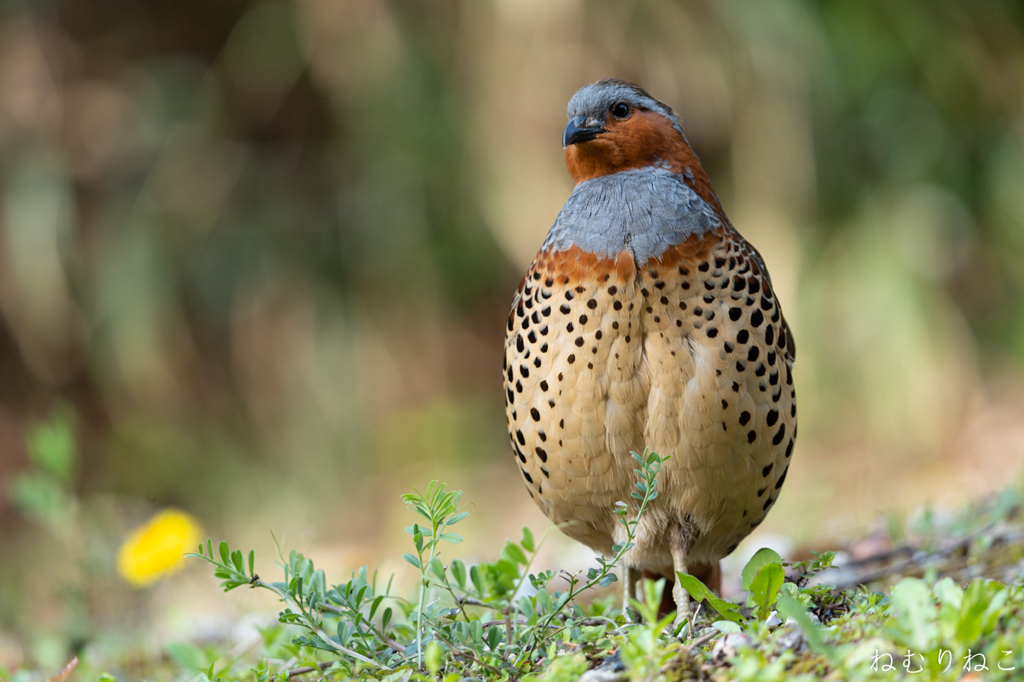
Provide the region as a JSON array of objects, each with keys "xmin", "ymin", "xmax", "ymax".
[{"xmin": 566, "ymin": 79, "xmax": 685, "ymax": 137}]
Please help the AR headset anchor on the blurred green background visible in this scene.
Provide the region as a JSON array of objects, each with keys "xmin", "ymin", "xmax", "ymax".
[{"xmin": 2, "ymin": 0, "xmax": 1024, "ymax": 670}]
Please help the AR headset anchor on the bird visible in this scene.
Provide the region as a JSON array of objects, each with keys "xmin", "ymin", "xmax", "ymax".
[{"xmin": 502, "ymin": 79, "xmax": 796, "ymax": 625}]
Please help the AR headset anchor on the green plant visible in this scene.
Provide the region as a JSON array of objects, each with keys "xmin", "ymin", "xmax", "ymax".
[
  {"xmin": 188, "ymin": 469, "xmax": 1024, "ymax": 681},
  {"xmin": 400, "ymin": 480, "xmax": 468, "ymax": 668},
  {"xmin": 7, "ymin": 409, "xmax": 78, "ymax": 541},
  {"xmin": 191, "ymin": 449, "xmax": 672, "ymax": 679}
]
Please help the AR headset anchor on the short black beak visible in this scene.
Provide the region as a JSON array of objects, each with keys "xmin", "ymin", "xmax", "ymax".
[{"xmin": 563, "ymin": 116, "xmax": 604, "ymax": 148}]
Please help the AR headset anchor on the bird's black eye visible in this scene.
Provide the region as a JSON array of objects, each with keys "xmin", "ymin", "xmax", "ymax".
[{"xmin": 611, "ymin": 102, "xmax": 631, "ymax": 120}]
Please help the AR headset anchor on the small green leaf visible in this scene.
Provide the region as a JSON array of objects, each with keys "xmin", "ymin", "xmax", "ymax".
[
  {"xmin": 451, "ymin": 559, "xmax": 467, "ymax": 587},
  {"xmin": 631, "ymin": 578, "xmax": 665, "ymax": 624},
  {"xmin": 810, "ymin": 550, "xmax": 836, "ymax": 571},
  {"xmin": 337, "ymin": 620, "xmax": 350, "ymax": 644},
  {"xmin": 956, "ymin": 580, "xmax": 989, "ymax": 645},
  {"xmin": 439, "ymin": 533, "xmax": 463, "ymax": 544},
  {"xmin": 981, "ymin": 583, "xmax": 1010, "ymax": 636},
  {"xmin": 165, "ymin": 642, "xmax": 207, "ymax": 672},
  {"xmin": 777, "ymin": 595, "xmax": 832, "ymax": 659},
  {"xmin": 890, "ymin": 578, "xmax": 939, "ymax": 651},
  {"xmin": 712, "ymin": 620, "xmax": 741, "ymax": 634},
  {"xmin": 429, "ymin": 557, "xmax": 446, "ymax": 579},
  {"xmin": 675, "ymin": 572, "xmax": 744, "ymax": 623},
  {"xmin": 26, "ymin": 415, "xmax": 76, "ymax": 482},
  {"xmin": 496, "ymin": 558, "xmax": 518, "ymax": 579},
  {"xmin": 521, "ymin": 527, "xmax": 535, "ymax": 553},
  {"xmin": 425, "ymin": 642, "xmax": 443, "ymax": 676},
  {"xmin": 936, "ymin": 577, "xmax": 964, "ymax": 640},
  {"xmin": 381, "ymin": 606, "xmax": 393, "ymax": 629},
  {"xmin": 470, "ymin": 565, "xmax": 485, "ymax": 594},
  {"xmin": 486, "ymin": 625, "xmax": 502, "ymax": 651},
  {"xmin": 369, "ymin": 595, "xmax": 384, "ymax": 619},
  {"xmin": 504, "ymin": 542, "xmax": 528, "ymax": 565},
  {"xmin": 673, "ymin": 573, "xmax": 711, "ymax": 602},
  {"xmin": 741, "ymin": 548, "xmax": 784, "ymax": 591},
  {"xmin": 517, "ymin": 595, "xmax": 536, "ymax": 620},
  {"xmin": 705, "ymin": 596, "xmax": 743, "ymax": 624},
  {"xmin": 403, "ymin": 553, "xmax": 422, "ymax": 569},
  {"xmin": 748, "ymin": 563, "xmax": 784, "ymax": 620}
]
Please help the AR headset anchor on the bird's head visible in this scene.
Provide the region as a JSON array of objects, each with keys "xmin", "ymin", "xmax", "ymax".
[{"xmin": 562, "ymin": 79, "xmax": 717, "ymax": 206}]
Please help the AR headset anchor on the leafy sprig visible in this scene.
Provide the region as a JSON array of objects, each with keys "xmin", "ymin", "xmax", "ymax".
[{"xmin": 188, "ymin": 461, "xmax": 1024, "ymax": 681}]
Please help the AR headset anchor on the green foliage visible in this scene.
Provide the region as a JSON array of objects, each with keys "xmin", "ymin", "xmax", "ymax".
[
  {"xmin": 748, "ymin": 563, "xmax": 785, "ymax": 621},
  {"xmin": 776, "ymin": 595, "xmax": 830, "ymax": 659},
  {"xmin": 741, "ymin": 548, "xmax": 785, "ymax": 592},
  {"xmin": 5, "ymin": 417, "xmax": 1021, "ymax": 681},
  {"xmin": 888, "ymin": 578, "xmax": 938, "ymax": 651},
  {"xmin": 6, "ymin": 409, "xmax": 77, "ymax": 535},
  {"xmin": 26, "ymin": 411, "xmax": 77, "ymax": 483},
  {"xmin": 191, "ymin": 450, "xmax": 675, "ymax": 678},
  {"xmin": 674, "ymin": 572, "xmax": 743, "ymax": 624},
  {"xmin": 186, "ymin": 470, "xmax": 1024, "ymax": 681},
  {"xmin": 401, "ymin": 481, "xmax": 468, "ymax": 668},
  {"xmin": 184, "ymin": 448, "xmax": 1024, "ymax": 675},
  {"xmin": 4, "ymin": 410, "xmax": 102, "ymax": 659}
]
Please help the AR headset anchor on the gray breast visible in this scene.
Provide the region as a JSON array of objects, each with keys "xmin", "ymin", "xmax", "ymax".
[{"xmin": 542, "ymin": 166, "xmax": 721, "ymax": 263}]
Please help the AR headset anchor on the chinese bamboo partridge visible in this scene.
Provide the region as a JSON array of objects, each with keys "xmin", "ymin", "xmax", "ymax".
[{"xmin": 503, "ymin": 80, "xmax": 797, "ymax": 624}]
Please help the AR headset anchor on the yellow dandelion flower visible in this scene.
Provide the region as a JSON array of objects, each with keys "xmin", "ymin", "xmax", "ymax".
[{"xmin": 117, "ymin": 509, "xmax": 202, "ymax": 587}]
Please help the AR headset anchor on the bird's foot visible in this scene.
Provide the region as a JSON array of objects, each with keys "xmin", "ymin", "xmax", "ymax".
[
  {"xmin": 671, "ymin": 578, "xmax": 696, "ymax": 637},
  {"xmin": 672, "ymin": 602, "xmax": 692, "ymax": 635}
]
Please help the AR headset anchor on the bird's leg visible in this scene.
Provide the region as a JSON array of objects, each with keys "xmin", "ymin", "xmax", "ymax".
[
  {"xmin": 622, "ymin": 564, "xmax": 640, "ymax": 621},
  {"xmin": 671, "ymin": 555, "xmax": 691, "ymax": 628},
  {"xmin": 670, "ymin": 521, "xmax": 695, "ymax": 631}
]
